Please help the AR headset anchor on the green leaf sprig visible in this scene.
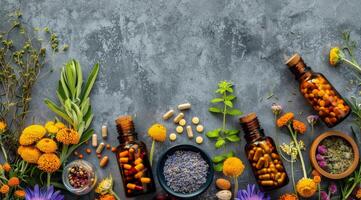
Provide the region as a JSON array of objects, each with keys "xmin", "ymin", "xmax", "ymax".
[{"xmin": 206, "ymin": 81, "xmax": 242, "ymax": 171}]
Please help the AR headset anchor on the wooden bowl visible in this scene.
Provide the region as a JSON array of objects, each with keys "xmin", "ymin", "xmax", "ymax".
[{"xmin": 310, "ymin": 130, "xmax": 359, "ymax": 179}]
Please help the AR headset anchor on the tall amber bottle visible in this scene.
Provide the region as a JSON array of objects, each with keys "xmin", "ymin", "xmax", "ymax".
[
  {"xmin": 115, "ymin": 116, "xmax": 155, "ymax": 197},
  {"xmin": 286, "ymin": 54, "xmax": 350, "ymax": 127},
  {"xmin": 240, "ymin": 113, "xmax": 288, "ymax": 191}
]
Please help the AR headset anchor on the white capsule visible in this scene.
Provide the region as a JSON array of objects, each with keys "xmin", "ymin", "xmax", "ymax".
[
  {"xmin": 173, "ymin": 113, "xmax": 184, "ymax": 123},
  {"xmin": 196, "ymin": 136, "xmax": 203, "ymax": 144},
  {"xmin": 176, "ymin": 126, "xmax": 184, "ymax": 134},
  {"xmin": 196, "ymin": 125, "xmax": 204, "ymax": 133},
  {"xmin": 169, "ymin": 133, "xmax": 177, "ymax": 141},
  {"xmin": 92, "ymin": 134, "xmax": 98, "ymax": 147},
  {"xmin": 101, "ymin": 125, "xmax": 107, "ymax": 138},
  {"xmin": 96, "ymin": 142, "xmax": 105, "ymax": 154},
  {"xmin": 192, "ymin": 117, "xmax": 200, "ymax": 125},
  {"xmin": 162, "ymin": 109, "xmax": 174, "ymax": 120},
  {"xmin": 186, "ymin": 125, "xmax": 194, "ymax": 139},
  {"xmin": 177, "ymin": 103, "xmax": 191, "ymax": 110},
  {"xmin": 178, "ymin": 119, "xmax": 186, "ymax": 126}
]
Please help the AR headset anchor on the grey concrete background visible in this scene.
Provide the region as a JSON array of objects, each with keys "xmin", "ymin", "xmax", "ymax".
[{"xmin": 1, "ymin": 0, "xmax": 361, "ymax": 199}]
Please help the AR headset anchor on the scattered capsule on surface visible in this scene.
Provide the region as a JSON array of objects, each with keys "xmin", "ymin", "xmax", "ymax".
[
  {"xmin": 162, "ymin": 109, "xmax": 175, "ymax": 120},
  {"xmin": 178, "ymin": 119, "xmax": 186, "ymax": 126},
  {"xmin": 100, "ymin": 156, "xmax": 109, "ymax": 168},
  {"xmin": 101, "ymin": 125, "xmax": 108, "ymax": 138},
  {"xmin": 192, "ymin": 117, "xmax": 200, "ymax": 124},
  {"xmin": 169, "ymin": 133, "xmax": 177, "ymax": 141},
  {"xmin": 196, "ymin": 136, "xmax": 203, "ymax": 144},
  {"xmin": 96, "ymin": 142, "xmax": 105, "ymax": 154},
  {"xmin": 92, "ymin": 134, "xmax": 98, "ymax": 147},
  {"xmin": 186, "ymin": 125, "xmax": 194, "ymax": 139},
  {"xmin": 176, "ymin": 126, "xmax": 183, "ymax": 133},
  {"xmin": 173, "ymin": 113, "xmax": 184, "ymax": 123},
  {"xmin": 86, "ymin": 148, "xmax": 91, "ymax": 154},
  {"xmin": 178, "ymin": 103, "xmax": 191, "ymax": 110},
  {"xmin": 196, "ymin": 124, "xmax": 204, "ymax": 133}
]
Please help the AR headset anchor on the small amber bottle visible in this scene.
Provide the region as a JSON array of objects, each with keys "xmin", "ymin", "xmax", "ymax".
[
  {"xmin": 240, "ymin": 113, "xmax": 288, "ymax": 191},
  {"xmin": 286, "ymin": 54, "xmax": 350, "ymax": 127},
  {"xmin": 115, "ymin": 116, "xmax": 155, "ymax": 197}
]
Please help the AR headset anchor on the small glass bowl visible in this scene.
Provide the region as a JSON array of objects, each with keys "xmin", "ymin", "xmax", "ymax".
[{"xmin": 62, "ymin": 160, "xmax": 97, "ymax": 195}]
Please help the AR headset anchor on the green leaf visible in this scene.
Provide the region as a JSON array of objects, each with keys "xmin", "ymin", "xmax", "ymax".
[
  {"xmin": 225, "ymin": 151, "xmax": 234, "ymax": 158},
  {"xmin": 209, "ymin": 107, "xmax": 222, "ymax": 113},
  {"xmin": 224, "ymin": 100, "xmax": 233, "ymax": 108},
  {"xmin": 212, "ymin": 155, "xmax": 226, "ymax": 163},
  {"xmin": 206, "ymin": 128, "xmax": 220, "ymax": 138},
  {"xmin": 81, "ymin": 63, "xmax": 99, "ymax": 102},
  {"xmin": 211, "ymin": 98, "xmax": 223, "ymax": 103},
  {"xmin": 224, "ymin": 129, "xmax": 239, "ymax": 135},
  {"xmin": 44, "ymin": 99, "xmax": 73, "ymax": 125},
  {"xmin": 225, "ymin": 95, "xmax": 236, "ymax": 101},
  {"xmin": 226, "ymin": 135, "xmax": 241, "ymax": 142},
  {"xmin": 75, "ymin": 60, "xmax": 83, "ymax": 99},
  {"xmin": 215, "ymin": 139, "xmax": 225, "ymax": 148},
  {"xmin": 226, "ymin": 109, "xmax": 243, "ymax": 116},
  {"xmin": 214, "ymin": 163, "xmax": 223, "ymax": 172},
  {"xmin": 65, "ymin": 60, "xmax": 76, "ymax": 97},
  {"xmin": 226, "ymin": 87, "xmax": 233, "ymax": 93}
]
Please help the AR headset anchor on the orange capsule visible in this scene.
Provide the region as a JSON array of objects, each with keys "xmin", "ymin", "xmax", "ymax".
[
  {"xmin": 119, "ymin": 157, "xmax": 129, "ymax": 163},
  {"xmin": 141, "ymin": 177, "xmax": 151, "ymax": 183},
  {"xmin": 134, "ymin": 171, "xmax": 144, "ymax": 179},
  {"xmin": 134, "ymin": 158, "xmax": 143, "ymax": 165},
  {"xmin": 134, "ymin": 163, "xmax": 144, "ymax": 171},
  {"xmin": 123, "ymin": 164, "xmax": 132, "ymax": 169},
  {"xmin": 119, "ymin": 151, "xmax": 129, "ymax": 157}
]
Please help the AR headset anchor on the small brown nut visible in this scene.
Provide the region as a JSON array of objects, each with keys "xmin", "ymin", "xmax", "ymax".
[
  {"xmin": 85, "ymin": 148, "xmax": 91, "ymax": 154},
  {"xmin": 216, "ymin": 178, "xmax": 231, "ymax": 190}
]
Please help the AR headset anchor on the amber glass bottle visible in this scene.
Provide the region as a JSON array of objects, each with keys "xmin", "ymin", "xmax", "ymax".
[
  {"xmin": 286, "ymin": 54, "xmax": 350, "ymax": 127},
  {"xmin": 240, "ymin": 113, "xmax": 288, "ymax": 191},
  {"xmin": 115, "ymin": 116, "xmax": 155, "ymax": 197}
]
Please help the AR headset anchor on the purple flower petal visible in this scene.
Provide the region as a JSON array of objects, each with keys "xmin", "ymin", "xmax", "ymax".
[
  {"xmin": 317, "ymin": 145, "xmax": 328, "ymax": 155},
  {"xmin": 328, "ymin": 182, "xmax": 337, "ymax": 194},
  {"xmin": 316, "ymin": 154, "xmax": 324, "ymax": 161}
]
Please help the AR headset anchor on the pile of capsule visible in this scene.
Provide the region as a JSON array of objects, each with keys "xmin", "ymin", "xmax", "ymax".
[
  {"xmin": 118, "ymin": 145, "xmax": 152, "ymax": 194},
  {"xmin": 247, "ymin": 139, "xmax": 287, "ymax": 188},
  {"xmin": 301, "ymin": 76, "xmax": 350, "ymax": 126}
]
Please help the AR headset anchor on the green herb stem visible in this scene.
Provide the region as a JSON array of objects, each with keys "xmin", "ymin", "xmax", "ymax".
[
  {"xmin": 233, "ymin": 176, "xmax": 238, "ymax": 198},
  {"xmin": 291, "ymin": 158, "xmax": 297, "ymax": 195},
  {"xmin": 288, "ymin": 125, "xmax": 307, "ymax": 178},
  {"xmin": 149, "ymin": 140, "xmax": 155, "ymax": 166},
  {"xmin": 341, "ymin": 57, "xmax": 361, "ymax": 73},
  {"xmin": 47, "ymin": 173, "xmax": 51, "ymax": 187}
]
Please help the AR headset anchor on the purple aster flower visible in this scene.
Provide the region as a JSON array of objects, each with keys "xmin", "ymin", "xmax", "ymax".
[
  {"xmin": 319, "ymin": 160, "xmax": 328, "ymax": 169},
  {"xmin": 320, "ymin": 191, "xmax": 330, "ymax": 200},
  {"xmin": 316, "ymin": 154, "xmax": 324, "ymax": 161},
  {"xmin": 26, "ymin": 185, "xmax": 64, "ymax": 200},
  {"xmin": 271, "ymin": 103, "xmax": 282, "ymax": 116},
  {"xmin": 317, "ymin": 145, "xmax": 328, "ymax": 155},
  {"xmin": 237, "ymin": 184, "xmax": 270, "ymax": 200},
  {"xmin": 307, "ymin": 115, "xmax": 319, "ymax": 125},
  {"xmin": 328, "ymin": 182, "xmax": 337, "ymax": 194}
]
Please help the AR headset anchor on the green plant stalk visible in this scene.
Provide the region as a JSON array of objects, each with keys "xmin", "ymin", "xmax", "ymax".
[
  {"xmin": 149, "ymin": 140, "xmax": 155, "ymax": 166},
  {"xmin": 47, "ymin": 173, "xmax": 51, "ymax": 187},
  {"xmin": 341, "ymin": 57, "xmax": 361, "ymax": 73},
  {"xmin": 222, "ymin": 92, "xmax": 227, "ymax": 153},
  {"xmin": 110, "ymin": 190, "xmax": 121, "ymax": 200},
  {"xmin": 291, "ymin": 158, "xmax": 297, "ymax": 195},
  {"xmin": 0, "ymin": 139, "xmax": 8, "ymax": 162},
  {"xmin": 288, "ymin": 124, "xmax": 307, "ymax": 178},
  {"xmin": 274, "ymin": 115, "xmax": 293, "ymax": 163},
  {"xmin": 318, "ymin": 184, "xmax": 321, "ymax": 200},
  {"xmin": 233, "ymin": 176, "xmax": 238, "ymax": 198}
]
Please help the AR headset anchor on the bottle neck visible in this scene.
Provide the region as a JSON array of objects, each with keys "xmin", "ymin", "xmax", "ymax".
[
  {"xmin": 286, "ymin": 53, "xmax": 312, "ymax": 80},
  {"xmin": 239, "ymin": 113, "xmax": 265, "ymax": 143},
  {"xmin": 116, "ymin": 124, "xmax": 137, "ymax": 143},
  {"xmin": 115, "ymin": 115, "xmax": 137, "ymax": 143}
]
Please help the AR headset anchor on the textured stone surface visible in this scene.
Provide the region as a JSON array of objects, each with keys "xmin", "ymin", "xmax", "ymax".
[{"xmin": 1, "ymin": 0, "xmax": 361, "ymax": 199}]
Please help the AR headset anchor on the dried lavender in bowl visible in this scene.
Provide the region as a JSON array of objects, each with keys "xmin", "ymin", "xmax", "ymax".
[{"xmin": 163, "ymin": 150, "xmax": 209, "ymax": 194}]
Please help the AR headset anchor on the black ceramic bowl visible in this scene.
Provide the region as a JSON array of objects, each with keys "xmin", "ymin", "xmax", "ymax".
[{"xmin": 156, "ymin": 144, "xmax": 214, "ymax": 199}]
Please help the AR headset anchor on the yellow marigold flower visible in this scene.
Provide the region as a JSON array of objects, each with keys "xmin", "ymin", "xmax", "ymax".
[
  {"xmin": 148, "ymin": 123, "xmax": 167, "ymax": 142},
  {"xmin": 329, "ymin": 47, "xmax": 342, "ymax": 66},
  {"xmin": 3, "ymin": 163, "xmax": 11, "ymax": 172},
  {"xmin": 37, "ymin": 153, "xmax": 61, "ymax": 173},
  {"xmin": 45, "ymin": 121, "xmax": 59, "ymax": 134},
  {"xmin": 292, "ymin": 120, "xmax": 307, "ymax": 134},
  {"xmin": 0, "ymin": 184, "xmax": 9, "ymax": 194},
  {"xmin": 18, "ymin": 146, "xmax": 42, "ymax": 164},
  {"xmin": 279, "ymin": 193, "xmax": 298, "ymax": 200},
  {"xmin": 99, "ymin": 194, "xmax": 116, "ymax": 200},
  {"xmin": 356, "ymin": 188, "xmax": 361, "ymax": 199},
  {"xmin": 19, "ymin": 125, "xmax": 47, "ymax": 145},
  {"xmin": 296, "ymin": 178, "xmax": 317, "ymax": 198},
  {"xmin": 14, "ymin": 189, "xmax": 26, "ymax": 198},
  {"xmin": 56, "ymin": 128, "xmax": 80, "ymax": 144},
  {"xmin": 55, "ymin": 122, "xmax": 66, "ymax": 129},
  {"xmin": 0, "ymin": 121, "xmax": 7, "ymax": 133},
  {"xmin": 277, "ymin": 113, "xmax": 294, "ymax": 127},
  {"xmin": 8, "ymin": 177, "xmax": 20, "ymax": 187},
  {"xmin": 36, "ymin": 138, "xmax": 58, "ymax": 153},
  {"xmin": 223, "ymin": 157, "xmax": 245, "ymax": 177}
]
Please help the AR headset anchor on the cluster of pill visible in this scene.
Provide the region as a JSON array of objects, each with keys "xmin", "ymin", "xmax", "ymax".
[
  {"xmin": 117, "ymin": 145, "xmax": 152, "ymax": 195},
  {"xmin": 301, "ymin": 76, "xmax": 350, "ymax": 126},
  {"xmin": 247, "ymin": 139, "xmax": 287, "ymax": 188},
  {"xmin": 162, "ymin": 103, "xmax": 204, "ymax": 144}
]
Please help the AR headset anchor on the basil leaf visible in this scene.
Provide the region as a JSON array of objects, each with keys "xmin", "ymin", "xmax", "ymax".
[
  {"xmin": 214, "ymin": 163, "xmax": 223, "ymax": 172},
  {"xmin": 212, "ymin": 155, "xmax": 226, "ymax": 163},
  {"xmin": 209, "ymin": 107, "xmax": 222, "ymax": 113},
  {"xmin": 226, "ymin": 135, "xmax": 241, "ymax": 142},
  {"xmin": 215, "ymin": 139, "xmax": 225, "ymax": 148},
  {"xmin": 206, "ymin": 128, "xmax": 220, "ymax": 138},
  {"xmin": 211, "ymin": 98, "xmax": 223, "ymax": 103},
  {"xmin": 226, "ymin": 109, "xmax": 243, "ymax": 116}
]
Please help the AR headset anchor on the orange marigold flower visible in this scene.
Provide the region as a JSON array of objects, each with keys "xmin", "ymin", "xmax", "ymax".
[
  {"xmin": 56, "ymin": 128, "xmax": 80, "ymax": 144},
  {"xmin": 277, "ymin": 113, "xmax": 294, "ymax": 127},
  {"xmin": 99, "ymin": 194, "xmax": 116, "ymax": 200},
  {"xmin": 223, "ymin": 157, "xmax": 245, "ymax": 177},
  {"xmin": 296, "ymin": 178, "xmax": 317, "ymax": 198},
  {"xmin": 292, "ymin": 120, "xmax": 307, "ymax": 134},
  {"xmin": 18, "ymin": 146, "xmax": 42, "ymax": 164},
  {"xmin": 8, "ymin": 177, "xmax": 20, "ymax": 187},
  {"xmin": 37, "ymin": 153, "xmax": 61, "ymax": 173},
  {"xmin": 36, "ymin": 138, "xmax": 58, "ymax": 153},
  {"xmin": 311, "ymin": 169, "xmax": 321, "ymax": 177},
  {"xmin": 148, "ymin": 124, "xmax": 167, "ymax": 142},
  {"xmin": 14, "ymin": 189, "xmax": 25, "ymax": 198},
  {"xmin": 3, "ymin": 163, "xmax": 11, "ymax": 172},
  {"xmin": 313, "ymin": 175, "xmax": 321, "ymax": 184},
  {"xmin": 0, "ymin": 184, "xmax": 9, "ymax": 194},
  {"xmin": 356, "ymin": 188, "xmax": 361, "ymax": 199},
  {"xmin": 279, "ymin": 193, "xmax": 298, "ymax": 200}
]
